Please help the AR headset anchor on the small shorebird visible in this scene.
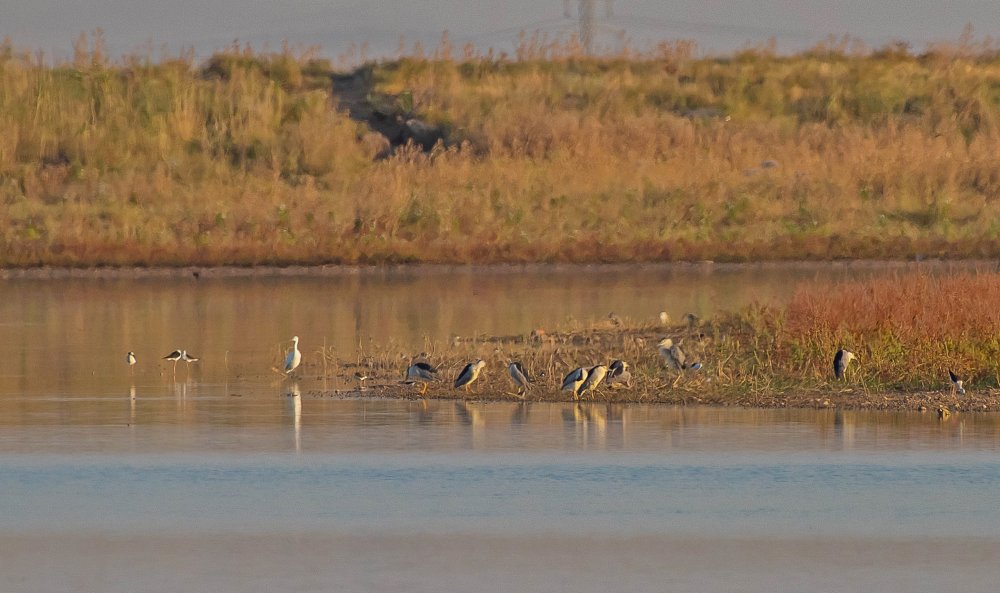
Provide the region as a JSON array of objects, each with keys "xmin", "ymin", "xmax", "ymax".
[
  {"xmin": 163, "ymin": 349, "xmax": 184, "ymax": 377},
  {"xmin": 578, "ymin": 364, "xmax": 608, "ymax": 399},
  {"xmin": 949, "ymin": 370, "xmax": 966, "ymax": 395},
  {"xmin": 181, "ymin": 351, "xmax": 199, "ymax": 376},
  {"xmin": 283, "ymin": 336, "xmax": 302, "ymax": 375},
  {"xmin": 561, "ymin": 367, "xmax": 589, "ymax": 400},
  {"xmin": 507, "ymin": 361, "xmax": 531, "ymax": 398},
  {"xmin": 406, "ymin": 360, "xmax": 439, "ymax": 396},
  {"xmin": 126, "ymin": 351, "xmax": 137, "ymax": 375},
  {"xmin": 454, "ymin": 360, "xmax": 486, "ymax": 393},
  {"xmin": 606, "ymin": 359, "xmax": 632, "ymax": 389},
  {"xmin": 833, "ymin": 349, "xmax": 855, "ymax": 380}
]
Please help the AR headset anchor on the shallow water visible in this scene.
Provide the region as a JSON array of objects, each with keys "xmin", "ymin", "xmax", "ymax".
[
  {"xmin": 0, "ymin": 261, "xmax": 988, "ymax": 396},
  {"xmin": 3, "ymin": 263, "xmax": 999, "ymax": 592}
]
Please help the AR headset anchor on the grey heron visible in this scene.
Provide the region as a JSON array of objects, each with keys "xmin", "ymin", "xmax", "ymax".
[
  {"xmin": 127, "ymin": 351, "xmax": 136, "ymax": 375},
  {"xmin": 578, "ymin": 364, "xmax": 608, "ymax": 399},
  {"xmin": 283, "ymin": 336, "xmax": 301, "ymax": 375},
  {"xmin": 561, "ymin": 367, "xmax": 589, "ymax": 400},
  {"xmin": 406, "ymin": 361, "xmax": 439, "ymax": 396},
  {"xmin": 454, "ymin": 360, "xmax": 486, "ymax": 393},
  {"xmin": 605, "ymin": 359, "xmax": 631, "ymax": 388},
  {"xmin": 507, "ymin": 361, "xmax": 531, "ymax": 398},
  {"xmin": 949, "ymin": 370, "xmax": 966, "ymax": 395},
  {"xmin": 833, "ymin": 349, "xmax": 855, "ymax": 380}
]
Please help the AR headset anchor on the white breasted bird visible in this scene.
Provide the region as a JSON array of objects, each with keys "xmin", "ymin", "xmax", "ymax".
[
  {"xmin": 833, "ymin": 349, "xmax": 855, "ymax": 380},
  {"xmin": 507, "ymin": 361, "xmax": 531, "ymax": 398},
  {"xmin": 949, "ymin": 370, "xmax": 966, "ymax": 395},
  {"xmin": 577, "ymin": 364, "xmax": 608, "ymax": 399},
  {"xmin": 605, "ymin": 359, "xmax": 632, "ymax": 388},
  {"xmin": 454, "ymin": 360, "xmax": 486, "ymax": 392},
  {"xmin": 127, "ymin": 351, "xmax": 137, "ymax": 375},
  {"xmin": 561, "ymin": 367, "xmax": 589, "ymax": 400},
  {"xmin": 406, "ymin": 360, "xmax": 439, "ymax": 396},
  {"xmin": 283, "ymin": 336, "xmax": 301, "ymax": 375}
]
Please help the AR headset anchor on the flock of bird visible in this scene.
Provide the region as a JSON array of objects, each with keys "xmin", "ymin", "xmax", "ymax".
[{"xmin": 127, "ymin": 336, "xmax": 970, "ymax": 399}]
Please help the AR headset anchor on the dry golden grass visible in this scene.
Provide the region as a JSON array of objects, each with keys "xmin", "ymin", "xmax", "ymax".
[{"xmin": 2, "ymin": 34, "xmax": 1000, "ymax": 266}]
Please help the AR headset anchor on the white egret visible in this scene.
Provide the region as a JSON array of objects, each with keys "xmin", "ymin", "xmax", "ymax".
[{"xmin": 284, "ymin": 336, "xmax": 302, "ymax": 375}]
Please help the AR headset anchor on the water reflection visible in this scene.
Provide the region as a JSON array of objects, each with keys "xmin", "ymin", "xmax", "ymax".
[{"xmin": 0, "ymin": 262, "xmax": 989, "ymax": 397}]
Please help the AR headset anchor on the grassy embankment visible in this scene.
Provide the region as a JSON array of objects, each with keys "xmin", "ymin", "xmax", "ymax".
[
  {"xmin": 340, "ymin": 273, "xmax": 1000, "ymax": 410},
  {"xmin": 2, "ymin": 34, "xmax": 1000, "ymax": 266}
]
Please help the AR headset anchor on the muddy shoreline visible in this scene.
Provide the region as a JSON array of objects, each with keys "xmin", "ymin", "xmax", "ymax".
[{"xmin": 1, "ymin": 259, "xmax": 995, "ymax": 280}]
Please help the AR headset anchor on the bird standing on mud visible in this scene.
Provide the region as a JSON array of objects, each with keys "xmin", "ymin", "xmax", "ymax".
[
  {"xmin": 577, "ymin": 364, "xmax": 608, "ymax": 399},
  {"xmin": 605, "ymin": 359, "xmax": 632, "ymax": 388},
  {"xmin": 406, "ymin": 360, "xmax": 438, "ymax": 396},
  {"xmin": 949, "ymin": 370, "xmax": 966, "ymax": 395},
  {"xmin": 657, "ymin": 338, "xmax": 686, "ymax": 371},
  {"xmin": 833, "ymin": 349, "xmax": 855, "ymax": 380},
  {"xmin": 561, "ymin": 367, "xmax": 589, "ymax": 400},
  {"xmin": 507, "ymin": 361, "xmax": 531, "ymax": 398},
  {"xmin": 454, "ymin": 360, "xmax": 486, "ymax": 393},
  {"xmin": 284, "ymin": 336, "xmax": 301, "ymax": 375}
]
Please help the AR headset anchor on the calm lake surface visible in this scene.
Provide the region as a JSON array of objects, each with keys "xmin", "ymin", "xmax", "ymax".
[{"xmin": 2, "ymin": 262, "xmax": 999, "ymax": 592}]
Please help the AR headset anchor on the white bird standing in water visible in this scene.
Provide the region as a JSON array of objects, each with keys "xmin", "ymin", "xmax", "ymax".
[
  {"xmin": 284, "ymin": 336, "xmax": 302, "ymax": 375},
  {"xmin": 126, "ymin": 351, "xmax": 137, "ymax": 375},
  {"xmin": 833, "ymin": 349, "xmax": 855, "ymax": 380},
  {"xmin": 949, "ymin": 370, "xmax": 966, "ymax": 395}
]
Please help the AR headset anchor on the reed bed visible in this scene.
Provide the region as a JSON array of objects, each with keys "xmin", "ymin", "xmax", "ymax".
[
  {"xmin": 2, "ymin": 35, "xmax": 1000, "ymax": 266},
  {"xmin": 277, "ymin": 272, "xmax": 1000, "ymax": 411}
]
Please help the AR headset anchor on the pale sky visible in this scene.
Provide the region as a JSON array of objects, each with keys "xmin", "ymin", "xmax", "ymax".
[{"xmin": 4, "ymin": 0, "xmax": 999, "ymax": 63}]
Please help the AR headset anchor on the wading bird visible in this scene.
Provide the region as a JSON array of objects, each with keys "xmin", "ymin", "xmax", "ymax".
[
  {"xmin": 606, "ymin": 359, "xmax": 632, "ymax": 388},
  {"xmin": 949, "ymin": 370, "xmax": 966, "ymax": 395},
  {"xmin": 578, "ymin": 364, "xmax": 608, "ymax": 399},
  {"xmin": 163, "ymin": 349, "xmax": 184, "ymax": 377},
  {"xmin": 561, "ymin": 367, "xmax": 589, "ymax": 400},
  {"xmin": 657, "ymin": 338, "xmax": 685, "ymax": 371},
  {"xmin": 283, "ymin": 336, "xmax": 302, "ymax": 375},
  {"xmin": 181, "ymin": 351, "xmax": 199, "ymax": 374},
  {"xmin": 833, "ymin": 349, "xmax": 855, "ymax": 380},
  {"xmin": 406, "ymin": 360, "xmax": 439, "ymax": 396},
  {"xmin": 126, "ymin": 351, "xmax": 136, "ymax": 375},
  {"xmin": 454, "ymin": 360, "xmax": 486, "ymax": 393},
  {"xmin": 507, "ymin": 361, "xmax": 531, "ymax": 398}
]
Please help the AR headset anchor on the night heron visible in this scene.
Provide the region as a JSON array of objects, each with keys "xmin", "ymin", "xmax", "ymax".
[
  {"xmin": 454, "ymin": 360, "xmax": 486, "ymax": 392},
  {"xmin": 507, "ymin": 361, "xmax": 531, "ymax": 398},
  {"xmin": 561, "ymin": 367, "xmax": 589, "ymax": 400},
  {"xmin": 283, "ymin": 336, "xmax": 301, "ymax": 374},
  {"xmin": 833, "ymin": 349, "xmax": 855, "ymax": 380},
  {"xmin": 657, "ymin": 338, "xmax": 686, "ymax": 371},
  {"xmin": 578, "ymin": 364, "xmax": 608, "ymax": 399},
  {"xmin": 126, "ymin": 351, "xmax": 136, "ymax": 375},
  {"xmin": 605, "ymin": 359, "xmax": 632, "ymax": 388},
  {"xmin": 949, "ymin": 370, "xmax": 966, "ymax": 395},
  {"xmin": 406, "ymin": 361, "xmax": 439, "ymax": 396}
]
